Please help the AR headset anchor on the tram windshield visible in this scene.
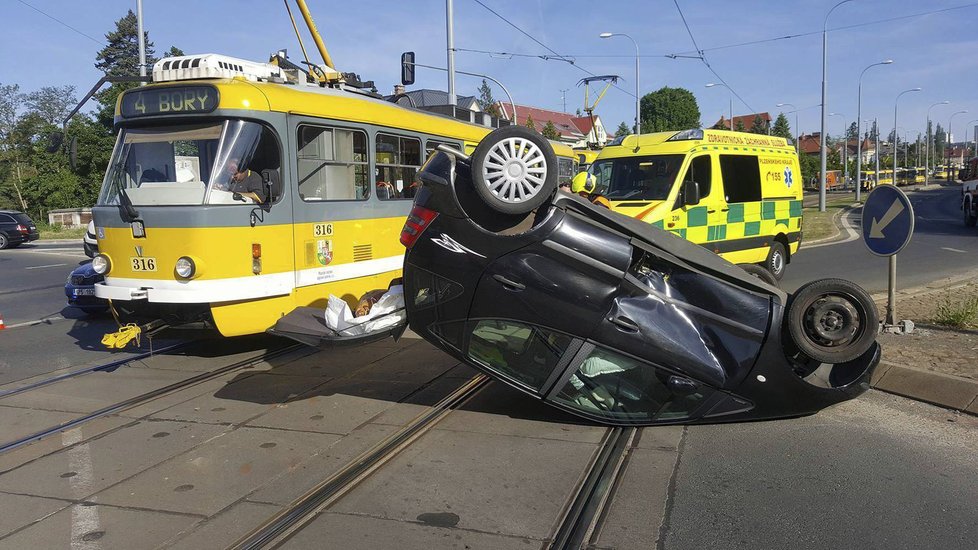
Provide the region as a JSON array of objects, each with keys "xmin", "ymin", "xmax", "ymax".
[{"xmin": 98, "ymin": 120, "xmax": 280, "ymax": 206}]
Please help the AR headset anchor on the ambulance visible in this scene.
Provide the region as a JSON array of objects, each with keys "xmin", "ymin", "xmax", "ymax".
[{"xmin": 589, "ymin": 128, "xmax": 803, "ymax": 279}]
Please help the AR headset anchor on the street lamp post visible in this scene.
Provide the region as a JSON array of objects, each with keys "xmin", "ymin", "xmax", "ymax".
[
  {"xmin": 707, "ymin": 83, "xmax": 733, "ymax": 130},
  {"xmin": 925, "ymin": 101, "xmax": 950, "ymax": 184},
  {"xmin": 829, "ymin": 112, "xmax": 848, "ymax": 188},
  {"xmin": 776, "ymin": 103, "xmax": 797, "ymax": 151},
  {"xmin": 949, "ymin": 110, "xmax": 969, "ymax": 180},
  {"xmin": 893, "ymin": 87, "xmax": 921, "ymax": 187},
  {"xmin": 820, "ymin": 0, "xmax": 854, "ymax": 212},
  {"xmin": 600, "ymin": 32, "xmax": 640, "ymax": 134},
  {"xmin": 855, "ymin": 60, "xmax": 892, "ymax": 201}
]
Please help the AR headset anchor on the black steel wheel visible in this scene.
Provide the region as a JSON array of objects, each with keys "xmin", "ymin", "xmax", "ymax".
[
  {"xmin": 470, "ymin": 125, "xmax": 557, "ymax": 215},
  {"xmin": 964, "ymin": 198, "xmax": 977, "ymax": 227},
  {"xmin": 0, "ymin": 233, "xmax": 8, "ymax": 250},
  {"xmin": 787, "ymin": 278, "xmax": 878, "ymax": 364},
  {"xmin": 764, "ymin": 241, "xmax": 787, "ymax": 280},
  {"xmin": 738, "ymin": 263, "xmax": 780, "ymax": 287}
]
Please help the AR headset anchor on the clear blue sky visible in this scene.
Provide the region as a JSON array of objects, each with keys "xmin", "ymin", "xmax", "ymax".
[{"xmin": 3, "ymin": 0, "xmax": 977, "ymax": 141}]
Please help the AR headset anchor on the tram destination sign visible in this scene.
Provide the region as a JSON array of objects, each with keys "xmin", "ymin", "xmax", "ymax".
[{"xmin": 121, "ymin": 85, "xmax": 219, "ymax": 118}]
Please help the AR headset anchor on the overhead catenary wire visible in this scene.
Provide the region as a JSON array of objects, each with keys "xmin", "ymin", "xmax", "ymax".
[
  {"xmin": 15, "ymin": 0, "xmax": 105, "ymax": 46},
  {"xmin": 672, "ymin": 0, "xmax": 755, "ymax": 115},
  {"xmin": 468, "ymin": 0, "xmax": 637, "ymax": 100}
]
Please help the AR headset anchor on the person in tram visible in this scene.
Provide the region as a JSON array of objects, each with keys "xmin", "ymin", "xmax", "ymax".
[{"xmin": 222, "ymin": 157, "xmax": 268, "ymax": 203}]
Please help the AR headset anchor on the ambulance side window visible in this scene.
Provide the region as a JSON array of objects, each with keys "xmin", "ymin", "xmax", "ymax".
[
  {"xmin": 719, "ymin": 155, "xmax": 761, "ymax": 203},
  {"xmin": 683, "ymin": 155, "xmax": 712, "ymax": 197}
]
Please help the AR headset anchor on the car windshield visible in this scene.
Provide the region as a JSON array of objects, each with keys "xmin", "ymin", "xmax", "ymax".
[
  {"xmin": 97, "ymin": 120, "xmax": 279, "ymax": 206},
  {"xmin": 591, "ymin": 154, "xmax": 684, "ymax": 201}
]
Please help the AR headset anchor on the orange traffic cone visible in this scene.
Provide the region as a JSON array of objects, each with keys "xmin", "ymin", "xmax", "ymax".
[{"xmin": 0, "ymin": 313, "xmax": 5, "ymax": 330}]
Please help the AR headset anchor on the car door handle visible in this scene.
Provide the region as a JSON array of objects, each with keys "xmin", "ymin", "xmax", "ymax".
[
  {"xmin": 721, "ymin": 207, "xmax": 730, "ymax": 212},
  {"xmin": 707, "ymin": 209, "xmax": 716, "ymax": 214},
  {"xmin": 609, "ymin": 315, "xmax": 639, "ymax": 333},
  {"xmin": 493, "ymin": 274, "xmax": 525, "ymax": 291}
]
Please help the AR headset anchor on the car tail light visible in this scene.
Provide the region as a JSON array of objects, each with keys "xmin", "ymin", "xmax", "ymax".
[
  {"xmin": 16, "ymin": 224, "xmax": 28, "ymax": 235},
  {"xmin": 400, "ymin": 205, "xmax": 438, "ymax": 248}
]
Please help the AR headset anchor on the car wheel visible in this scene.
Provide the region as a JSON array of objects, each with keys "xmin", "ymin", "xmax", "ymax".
[
  {"xmin": 738, "ymin": 263, "xmax": 779, "ymax": 287},
  {"xmin": 470, "ymin": 125, "xmax": 557, "ymax": 215},
  {"xmin": 764, "ymin": 241, "xmax": 787, "ymax": 280},
  {"xmin": 0, "ymin": 234, "xmax": 8, "ymax": 250},
  {"xmin": 964, "ymin": 199, "xmax": 977, "ymax": 227},
  {"xmin": 787, "ymin": 278, "xmax": 878, "ymax": 364}
]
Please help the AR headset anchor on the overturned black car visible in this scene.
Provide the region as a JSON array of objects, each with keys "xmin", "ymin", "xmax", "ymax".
[{"xmin": 398, "ymin": 126, "xmax": 880, "ymax": 426}]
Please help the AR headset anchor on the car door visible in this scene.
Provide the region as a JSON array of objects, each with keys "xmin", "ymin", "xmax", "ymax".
[
  {"xmin": 556, "ymin": 240, "xmax": 771, "ymax": 424},
  {"xmin": 462, "ymin": 208, "xmax": 632, "ymax": 393}
]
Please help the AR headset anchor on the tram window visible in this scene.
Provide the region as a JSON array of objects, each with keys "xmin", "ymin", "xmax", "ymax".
[
  {"xmin": 425, "ymin": 139, "xmax": 461, "ymax": 159},
  {"xmin": 376, "ymin": 133, "xmax": 422, "ymax": 200},
  {"xmin": 297, "ymin": 125, "xmax": 369, "ymax": 201}
]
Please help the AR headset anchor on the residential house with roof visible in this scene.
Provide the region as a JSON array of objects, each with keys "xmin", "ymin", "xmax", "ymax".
[
  {"xmin": 713, "ymin": 113, "xmax": 772, "ymax": 132},
  {"xmin": 496, "ymin": 103, "xmax": 608, "ymax": 148}
]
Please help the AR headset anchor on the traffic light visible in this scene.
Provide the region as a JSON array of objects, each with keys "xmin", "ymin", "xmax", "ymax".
[{"xmin": 401, "ymin": 52, "xmax": 415, "ymax": 86}]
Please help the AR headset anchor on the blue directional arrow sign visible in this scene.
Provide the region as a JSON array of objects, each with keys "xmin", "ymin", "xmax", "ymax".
[{"xmin": 862, "ymin": 185, "xmax": 914, "ymax": 256}]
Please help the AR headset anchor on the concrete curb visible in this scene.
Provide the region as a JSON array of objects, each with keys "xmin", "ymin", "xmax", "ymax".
[
  {"xmin": 35, "ymin": 239, "xmax": 84, "ymax": 245},
  {"xmin": 871, "ymin": 361, "xmax": 978, "ymax": 416},
  {"xmin": 799, "ymin": 204, "xmax": 857, "ymax": 248}
]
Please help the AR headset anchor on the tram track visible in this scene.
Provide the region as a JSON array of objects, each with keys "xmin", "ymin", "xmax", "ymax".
[
  {"xmin": 0, "ymin": 342, "xmax": 189, "ymax": 400},
  {"xmin": 231, "ymin": 372, "xmax": 492, "ymax": 550},
  {"xmin": 550, "ymin": 426, "xmax": 638, "ymax": 550},
  {"xmin": 0, "ymin": 342, "xmax": 304, "ymax": 456}
]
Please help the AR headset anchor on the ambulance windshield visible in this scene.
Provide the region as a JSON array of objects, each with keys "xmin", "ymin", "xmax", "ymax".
[{"xmin": 591, "ymin": 154, "xmax": 684, "ymax": 201}]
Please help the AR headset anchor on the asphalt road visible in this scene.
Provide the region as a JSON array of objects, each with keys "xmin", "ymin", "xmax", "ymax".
[
  {"xmin": 0, "ymin": 241, "xmax": 171, "ymax": 385},
  {"xmin": 785, "ymin": 185, "xmax": 978, "ymax": 294}
]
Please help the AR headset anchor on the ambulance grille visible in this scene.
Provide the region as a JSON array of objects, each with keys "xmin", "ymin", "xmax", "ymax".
[{"xmin": 353, "ymin": 244, "xmax": 373, "ymax": 262}]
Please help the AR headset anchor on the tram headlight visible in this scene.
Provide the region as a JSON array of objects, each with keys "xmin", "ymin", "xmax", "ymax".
[
  {"xmin": 92, "ymin": 254, "xmax": 111, "ymax": 275},
  {"xmin": 175, "ymin": 256, "xmax": 196, "ymax": 279}
]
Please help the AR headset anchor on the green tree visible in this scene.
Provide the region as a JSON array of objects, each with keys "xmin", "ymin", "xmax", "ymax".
[
  {"xmin": 0, "ymin": 83, "xmax": 29, "ymax": 210},
  {"xmin": 798, "ymin": 151, "xmax": 820, "ymax": 187},
  {"xmin": 25, "ymin": 86, "xmax": 76, "ymax": 126},
  {"xmin": 639, "ymin": 86, "xmax": 700, "ymax": 133},
  {"xmin": 524, "ymin": 114, "xmax": 536, "ymax": 132},
  {"xmin": 94, "ymin": 10, "xmax": 156, "ymax": 128},
  {"xmin": 541, "ymin": 120, "xmax": 561, "ymax": 140},
  {"xmin": 749, "ymin": 115, "xmax": 767, "ymax": 135},
  {"xmin": 846, "ymin": 121, "xmax": 858, "ymax": 141},
  {"xmin": 771, "ymin": 113, "xmax": 792, "ymax": 142},
  {"xmin": 615, "ymin": 121, "xmax": 630, "ymax": 137},
  {"xmin": 476, "ymin": 79, "xmax": 501, "ymax": 118},
  {"xmin": 734, "ymin": 119, "xmax": 746, "ymax": 132}
]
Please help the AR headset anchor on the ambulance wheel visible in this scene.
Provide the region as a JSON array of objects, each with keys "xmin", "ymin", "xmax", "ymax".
[
  {"xmin": 471, "ymin": 126, "xmax": 557, "ymax": 215},
  {"xmin": 738, "ymin": 264, "xmax": 779, "ymax": 287},
  {"xmin": 764, "ymin": 241, "xmax": 787, "ymax": 280},
  {"xmin": 964, "ymin": 198, "xmax": 977, "ymax": 227},
  {"xmin": 787, "ymin": 278, "xmax": 878, "ymax": 365}
]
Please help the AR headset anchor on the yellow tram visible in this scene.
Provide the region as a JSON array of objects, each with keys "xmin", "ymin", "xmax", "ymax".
[{"xmin": 90, "ymin": 14, "xmax": 576, "ymax": 338}]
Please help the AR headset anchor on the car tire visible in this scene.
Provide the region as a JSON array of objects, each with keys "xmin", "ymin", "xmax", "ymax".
[
  {"xmin": 470, "ymin": 126, "xmax": 557, "ymax": 215},
  {"xmin": 787, "ymin": 278, "xmax": 878, "ymax": 365},
  {"xmin": 964, "ymin": 199, "xmax": 977, "ymax": 227},
  {"xmin": 764, "ymin": 241, "xmax": 787, "ymax": 280},
  {"xmin": 0, "ymin": 233, "xmax": 8, "ymax": 250},
  {"xmin": 738, "ymin": 263, "xmax": 780, "ymax": 287}
]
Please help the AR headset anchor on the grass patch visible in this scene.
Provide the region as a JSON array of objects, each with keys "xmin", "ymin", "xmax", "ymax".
[
  {"xmin": 37, "ymin": 223, "xmax": 87, "ymax": 240},
  {"xmin": 934, "ymin": 293, "xmax": 978, "ymax": 328},
  {"xmin": 801, "ymin": 193, "xmax": 856, "ymax": 242}
]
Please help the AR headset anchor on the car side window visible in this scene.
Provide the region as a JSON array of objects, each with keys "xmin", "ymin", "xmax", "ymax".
[
  {"xmin": 0, "ymin": 214, "xmax": 13, "ymax": 223},
  {"xmin": 719, "ymin": 154, "xmax": 762, "ymax": 203},
  {"xmin": 552, "ymin": 346, "xmax": 713, "ymax": 423},
  {"xmin": 467, "ymin": 319, "xmax": 573, "ymax": 392}
]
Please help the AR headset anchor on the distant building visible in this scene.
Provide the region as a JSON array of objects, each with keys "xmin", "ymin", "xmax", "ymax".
[
  {"xmin": 713, "ymin": 112, "xmax": 771, "ymax": 132},
  {"xmin": 496, "ymin": 103, "xmax": 608, "ymax": 148},
  {"xmin": 387, "ymin": 88, "xmax": 482, "ymax": 112}
]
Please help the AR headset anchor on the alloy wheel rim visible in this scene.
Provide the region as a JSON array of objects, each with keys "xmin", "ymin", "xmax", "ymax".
[{"xmin": 482, "ymin": 137, "xmax": 547, "ymax": 204}]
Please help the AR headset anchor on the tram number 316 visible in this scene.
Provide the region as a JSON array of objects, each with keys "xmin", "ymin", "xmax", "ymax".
[
  {"xmin": 130, "ymin": 257, "xmax": 158, "ymax": 272},
  {"xmin": 313, "ymin": 223, "xmax": 334, "ymax": 237}
]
